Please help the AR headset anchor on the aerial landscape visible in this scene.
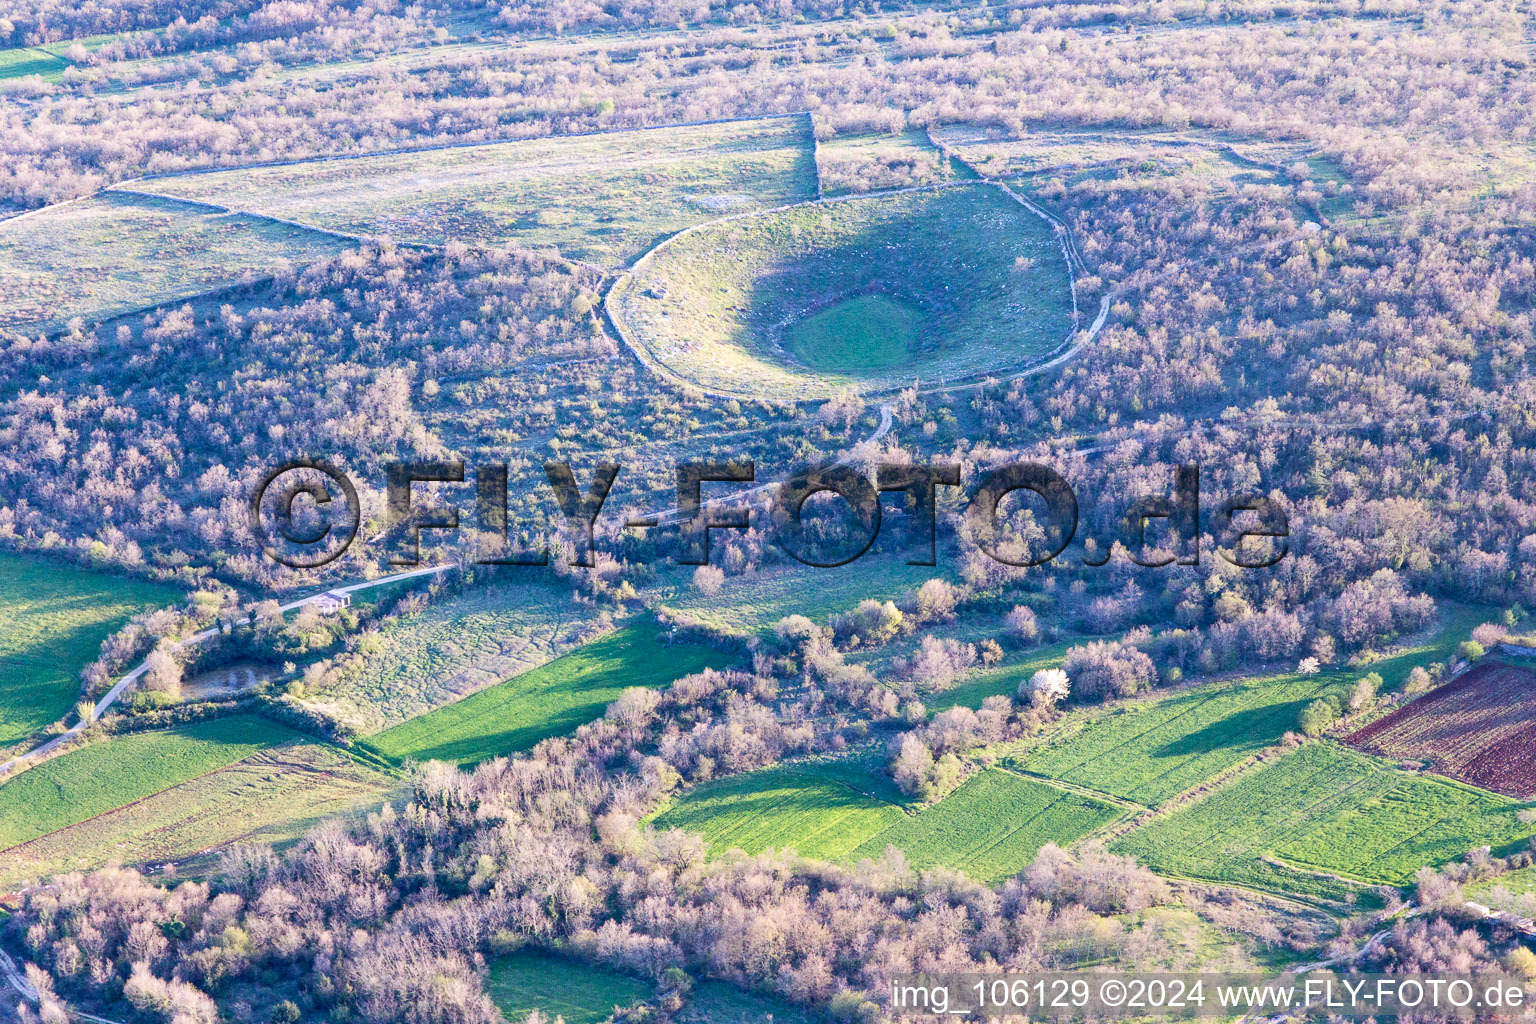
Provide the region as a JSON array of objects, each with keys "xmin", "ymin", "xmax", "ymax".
[{"xmin": 2, "ymin": 0, "xmax": 1536, "ymax": 1021}]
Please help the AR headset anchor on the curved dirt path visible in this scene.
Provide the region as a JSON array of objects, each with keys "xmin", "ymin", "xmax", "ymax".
[{"xmin": 603, "ymin": 176, "xmax": 1081, "ymax": 402}]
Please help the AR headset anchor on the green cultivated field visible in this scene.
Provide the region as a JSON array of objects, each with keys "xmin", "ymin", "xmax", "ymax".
[
  {"xmin": 362, "ymin": 623, "xmax": 735, "ymax": 766},
  {"xmin": 0, "ymin": 552, "xmax": 183, "ymax": 753},
  {"xmin": 655, "ymin": 761, "xmax": 906, "ymax": 861},
  {"xmin": 1012, "ymin": 670, "xmax": 1335, "ymax": 806},
  {"xmin": 614, "ymin": 183, "xmax": 1073, "ymax": 399},
  {"xmin": 0, "ymin": 36, "xmax": 116, "ymax": 81},
  {"xmin": 134, "ymin": 116, "xmax": 819, "ymax": 267},
  {"xmin": 0, "ymin": 716, "xmax": 300, "ymax": 851},
  {"xmin": 1113, "ymin": 743, "xmax": 1536, "ymax": 901},
  {"xmin": 0, "ymin": 192, "xmax": 353, "ymax": 333},
  {"xmin": 0, "ymin": 46, "xmax": 67, "ymax": 80},
  {"xmin": 1001, "ymin": 605, "xmax": 1488, "ymax": 808},
  {"xmin": 653, "ymin": 760, "xmax": 1121, "ymax": 884},
  {"xmin": 487, "ymin": 950, "xmax": 650, "ymax": 1024},
  {"xmin": 0, "ymin": 743, "xmax": 395, "ymax": 889}
]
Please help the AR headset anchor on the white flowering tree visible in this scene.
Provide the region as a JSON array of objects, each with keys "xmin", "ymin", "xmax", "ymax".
[{"xmin": 1025, "ymin": 668, "xmax": 1070, "ymax": 707}]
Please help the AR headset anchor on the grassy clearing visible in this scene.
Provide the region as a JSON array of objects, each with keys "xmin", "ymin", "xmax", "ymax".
[
  {"xmin": 0, "ymin": 552, "xmax": 183, "ymax": 753},
  {"xmin": 0, "ymin": 743, "xmax": 395, "ymax": 888},
  {"xmin": 1368, "ymin": 604, "xmax": 1492, "ymax": 691},
  {"xmin": 0, "ymin": 715, "xmax": 301, "ymax": 851},
  {"xmin": 677, "ymin": 980, "xmax": 818, "ymax": 1024},
  {"xmin": 788, "ymin": 293, "xmax": 921, "ymax": 373},
  {"xmin": 0, "ymin": 46, "xmax": 67, "ymax": 80},
  {"xmin": 0, "ymin": 192, "xmax": 353, "ymax": 333},
  {"xmin": 361, "ymin": 622, "xmax": 736, "ymax": 767},
  {"xmin": 1113, "ymin": 742, "xmax": 1536, "ymax": 900},
  {"xmin": 135, "ymin": 116, "xmax": 818, "ymax": 267},
  {"xmin": 486, "ymin": 950, "xmax": 650, "ymax": 1024},
  {"xmin": 654, "ymin": 554, "xmax": 948, "ymax": 639},
  {"xmin": 937, "ymin": 125, "xmax": 1303, "ymax": 184},
  {"xmin": 653, "ymin": 761, "xmax": 907, "ymax": 862},
  {"xmin": 652, "ymin": 759, "xmax": 1121, "ymax": 884},
  {"xmin": 1469, "ymin": 863, "xmax": 1536, "ymax": 902},
  {"xmin": 303, "ymin": 580, "xmax": 590, "ymax": 736},
  {"xmin": 615, "ymin": 183, "xmax": 1072, "ymax": 399}
]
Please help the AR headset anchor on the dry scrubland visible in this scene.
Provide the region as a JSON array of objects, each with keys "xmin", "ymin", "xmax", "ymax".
[
  {"xmin": 132, "ymin": 116, "xmax": 820, "ymax": 267},
  {"xmin": 614, "ymin": 183, "xmax": 1073, "ymax": 398},
  {"xmin": 299, "ymin": 581, "xmax": 594, "ymax": 736},
  {"xmin": 4, "ymin": 0, "xmax": 1536, "ymax": 1018},
  {"xmin": 0, "ymin": 192, "xmax": 352, "ymax": 333}
]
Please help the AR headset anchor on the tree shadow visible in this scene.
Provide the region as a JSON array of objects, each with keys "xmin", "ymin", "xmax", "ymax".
[{"xmin": 1153, "ymin": 699, "xmax": 1314, "ymax": 758}]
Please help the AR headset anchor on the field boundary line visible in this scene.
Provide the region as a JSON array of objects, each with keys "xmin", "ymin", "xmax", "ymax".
[
  {"xmin": 1257, "ymin": 852, "xmax": 1391, "ymax": 893},
  {"xmin": 992, "ymin": 764, "xmax": 1146, "ymax": 813},
  {"xmin": 1147, "ymin": 867, "xmax": 1365, "ymax": 913},
  {"xmin": 103, "ymin": 186, "xmax": 441, "ymax": 250},
  {"xmin": 1100, "ymin": 742, "xmax": 1296, "ymax": 844}
]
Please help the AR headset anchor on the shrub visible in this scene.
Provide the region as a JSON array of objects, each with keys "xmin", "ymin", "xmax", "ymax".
[
  {"xmin": 1004, "ymin": 605, "xmax": 1039, "ymax": 645},
  {"xmin": 692, "ymin": 565, "xmax": 724, "ymax": 596},
  {"xmin": 978, "ymin": 638, "xmax": 1003, "ymax": 666},
  {"xmin": 1298, "ymin": 698, "xmax": 1337, "ymax": 736},
  {"xmin": 1347, "ymin": 672, "xmax": 1382, "ymax": 713},
  {"xmin": 1061, "ymin": 639, "xmax": 1155, "ymax": 701},
  {"xmin": 1023, "ymin": 668, "xmax": 1070, "ymax": 707}
]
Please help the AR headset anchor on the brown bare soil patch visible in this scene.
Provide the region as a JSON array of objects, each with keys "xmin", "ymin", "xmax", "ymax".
[{"xmin": 1348, "ymin": 660, "xmax": 1536, "ymax": 798}]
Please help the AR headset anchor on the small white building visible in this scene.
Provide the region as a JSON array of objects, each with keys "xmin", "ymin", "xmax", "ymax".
[{"xmin": 311, "ymin": 590, "xmax": 352, "ymax": 615}]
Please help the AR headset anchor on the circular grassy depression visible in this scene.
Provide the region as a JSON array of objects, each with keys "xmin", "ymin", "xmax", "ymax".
[
  {"xmin": 789, "ymin": 293, "xmax": 922, "ymax": 373},
  {"xmin": 613, "ymin": 183, "xmax": 1074, "ymax": 399}
]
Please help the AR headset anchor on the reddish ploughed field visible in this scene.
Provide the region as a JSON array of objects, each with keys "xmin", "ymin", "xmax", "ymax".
[{"xmin": 1348, "ymin": 659, "xmax": 1536, "ymax": 798}]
